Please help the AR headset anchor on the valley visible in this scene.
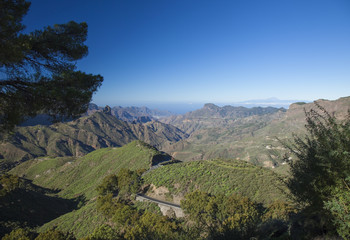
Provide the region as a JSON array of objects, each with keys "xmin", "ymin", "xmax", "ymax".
[
  {"xmin": 1, "ymin": 96, "xmax": 350, "ymax": 239},
  {"xmin": 161, "ymin": 97, "xmax": 350, "ymax": 168}
]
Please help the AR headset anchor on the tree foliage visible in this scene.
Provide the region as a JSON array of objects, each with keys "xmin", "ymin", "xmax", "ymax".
[
  {"xmin": 1, "ymin": 228, "xmax": 75, "ymax": 240},
  {"xmin": 323, "ymin": 177, "xmax": 350, "ymax": 239},
  {"xmin": 124, "ymin": 212, "xmax": 179, "ymax": 240},
  {"xmin": 284, "ymin": 104, "xmax": 350, "ymax": 237},
  {"xmin": 96, "ymin": 169, "xmax": 142, "ymax": 201},
  {"xmin": 96, "ymin": 174, "xmax": 118, "ymax": 196},
  {"xmin": 0, "ymin": 0, "xmax": 103, "ymax": 131},
  {"xmin": 262, "ymin": 200, "xmax": 297, "ymax": 222},
  {"xmin": 1, "ymin": 228, "xmax": 35, "ymax": 240},
  {"xmin": 0, "ymin": 174, "xmax": 20, "ymax": 196},
  {"xmin": 34, "ymin": 229, "xmax": 75, "ymax": 240},
  {"xmin": 117, "ymin": 168, "xmax": 141, "ymax": 197},
  {"xmin": 181, "ymin": 190, "xmax": 262, "ymax": 239},
  {"xmin": 85, "ymin": 224, "xmax": 122, "ymax": 240}
]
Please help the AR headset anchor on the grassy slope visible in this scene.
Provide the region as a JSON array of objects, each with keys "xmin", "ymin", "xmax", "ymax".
[
  {"xmin": 143, "ymin": 158, "xmax": 289, "ymax": 206},
  {"xmin": 10, "ymin": 140, "xmax": 169, "ymax": 200},
  {"xmin": 0, "ymin": 175, "xmax": 86, "ymax": 239},
  {"xmin": 39, "ymin": 197, "xmax": 162, "ymax": 239},
  {"xmin": 9, "ymin": 141, "xmax": 170, "ymax": 238},
  {"xmin": 39, "ymin": 200, "xmax": 105, "ymax": 239}
]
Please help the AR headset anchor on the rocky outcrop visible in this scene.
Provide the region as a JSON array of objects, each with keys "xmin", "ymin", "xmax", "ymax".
[{"xmin": 136, "ymin": 194, "xmax": 185, "ymax": 218}]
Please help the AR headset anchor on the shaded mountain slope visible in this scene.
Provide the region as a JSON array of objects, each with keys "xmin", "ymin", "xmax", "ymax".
[
  {"xmin": 111, "ymin": 106, "xmax": 172, "ymax": 121},
  {"xmin": 0, "ymin": 112, "xmax": 187, "ymax": 169},
  {"xmin": 20, "ymin": 103, "xmax": 173, "ymax": 126}
]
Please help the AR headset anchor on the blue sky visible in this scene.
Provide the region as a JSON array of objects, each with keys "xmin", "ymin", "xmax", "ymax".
[{"xmin": 24, "ymin": 0, "xmax": 350, "ymax": 108}]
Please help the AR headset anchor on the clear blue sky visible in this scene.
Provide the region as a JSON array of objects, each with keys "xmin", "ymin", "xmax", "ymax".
[{"xmin": 24, "ymin": 0, "xmax": 350, "ymax": 107}]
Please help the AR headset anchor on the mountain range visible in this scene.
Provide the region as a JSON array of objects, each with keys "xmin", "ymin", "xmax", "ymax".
[
  {"xmin": 2, "ymin": 97, "xmax": 350, "ymax": 171},
  {"xmin": 1, "ymin": 96, "xmax": 350, "ymax": 238},
  {"xmin": 0, "ymin": 111, "xmax": 187, "ymax": 170},
  {"xmin": 160, "ymin": 97, "xmax": 350, "ymax": 168},
  {"xmin": 87, "ymin": 104, "xmax": 173, "ymax": 122}
]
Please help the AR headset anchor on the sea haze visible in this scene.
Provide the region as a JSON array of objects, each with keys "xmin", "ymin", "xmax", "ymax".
[{"xmin": 113, "ymin": 98, "xmax": 309, "ymax": 114}]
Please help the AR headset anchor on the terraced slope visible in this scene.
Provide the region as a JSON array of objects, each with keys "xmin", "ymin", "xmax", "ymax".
[
  {"xmin": 11, "ymin": 141, "xmax": 172, "ymax": 199},
  {"xmin": 8, "ymin": 141, "xmax": 293, "ymax": 237},
  {"xmin": 8, "ymin": 141, "xmax": 171, "ymax": 238},
  {"xmin": 143, "ymin": 158, "xmax": 289, "ymax": 206}
]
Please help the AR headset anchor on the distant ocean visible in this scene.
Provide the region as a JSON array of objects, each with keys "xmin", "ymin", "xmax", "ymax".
[
  {"xmin": 136, "ymin": 100, "xmax": 302, "ymax": 114},
  {"xmin": 104, "ymin": 99, "xmax": 308, "ymax": 115}
]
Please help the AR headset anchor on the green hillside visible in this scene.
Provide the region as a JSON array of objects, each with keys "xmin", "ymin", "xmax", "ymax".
[
  {"xmin": 38, "ymin": 201, "xmax": 105, "ymax": 239},
  {"xmin": 6, "ymin": 141, "xmax": 172, "ymax": 238},
  {"xmin": 8, "ymin": 141, "xmax": 292, "ymax": 238},
  {"xmin": 11, "ymin": 141, "xmax": 171, "ymax": 200},
  {"xmin": 143, "ymin": 158, "xmax": 289, "ymax": 206}
]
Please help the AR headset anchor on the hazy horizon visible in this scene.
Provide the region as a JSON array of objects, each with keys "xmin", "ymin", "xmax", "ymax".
[{"xmin": 92, "ymin": 96, "xmax": 313, "ymax": 114}]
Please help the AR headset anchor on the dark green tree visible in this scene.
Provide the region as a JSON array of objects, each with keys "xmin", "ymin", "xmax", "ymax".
[
  {"xmin": 86, "ymin": 224, "xmax": 122, "ymax": 240},
  {"xmin": 219, "ymin": 194, "xmax": 261, "ymax": 239},
  {"xmin": 124, "ymin": 212, "xmax": 179, "ymax": 240},
  {"xmin": 284, "ymin": 105, "xmax": 350, "ymax": 238},
  {"xmin": 180, "ymin": 190, "xmax": 219, "ymax": 237},
  {"xmin": 2, "ymin": 228, "xmax": 36, "ymax": 240},
  {"xmin": 181, "ymin": 191, "xmax": 261, "ymax": 239},
  {"xmin": 262, "ymin": 200, "xmax": 297, "ymax": 222},
  {"xmin": 0, "ymin": 174, "xmax": 20, "ymax": 196},
  {"xmin": 34, "ymin": 228, "xmax": 75, "ymax": 240},
  {"xmin": 111, "ymin": 203, "xmax": 139, "ymax": 227},
  {"xmin": 323, "ymin": 180, "xmax": 350, "ymax": 239},
  {"xmin": 96, "ymin": 174, "xmax": 118, "ymax": 196},
  {"xmin": 0, "ymin": 0, "xmax": 103, "ymax": 131},
  {"xmin": 117, "ymin": 168, "xmax": 141, "ymax": 197},
  {"xmin": 96, "ymin": 193, "xmax": 117, "ymax": 218}
]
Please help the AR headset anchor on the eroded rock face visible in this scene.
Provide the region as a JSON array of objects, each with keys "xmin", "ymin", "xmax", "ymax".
[
  {"xmin": 159, "ymin": 205, "xmax": 184, "ymax": 218},
  {"xmin": 146, "ymin": 184, "xmax": 171, "ymax": 201}
]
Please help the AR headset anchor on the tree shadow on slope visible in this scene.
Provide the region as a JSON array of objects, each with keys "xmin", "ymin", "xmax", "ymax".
[{"xmin": 0, "ymin": 175, "xmax": 85, "ymax": 237}]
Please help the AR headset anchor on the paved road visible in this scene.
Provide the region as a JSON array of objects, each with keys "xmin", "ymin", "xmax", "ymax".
[{"xmin": 136, "ymin": 194, "xmax": 181, "ymax": 209}]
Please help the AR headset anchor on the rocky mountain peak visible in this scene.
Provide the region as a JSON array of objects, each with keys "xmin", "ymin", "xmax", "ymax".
[{"xmin": 203, "ymin": 103, "xmax": 219, "ymax": 110}]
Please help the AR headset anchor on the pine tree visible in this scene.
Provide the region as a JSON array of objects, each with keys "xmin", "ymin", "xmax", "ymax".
[{"xmin": 0, "ymin": 0, "xmax": 103, "ymax": 131}]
